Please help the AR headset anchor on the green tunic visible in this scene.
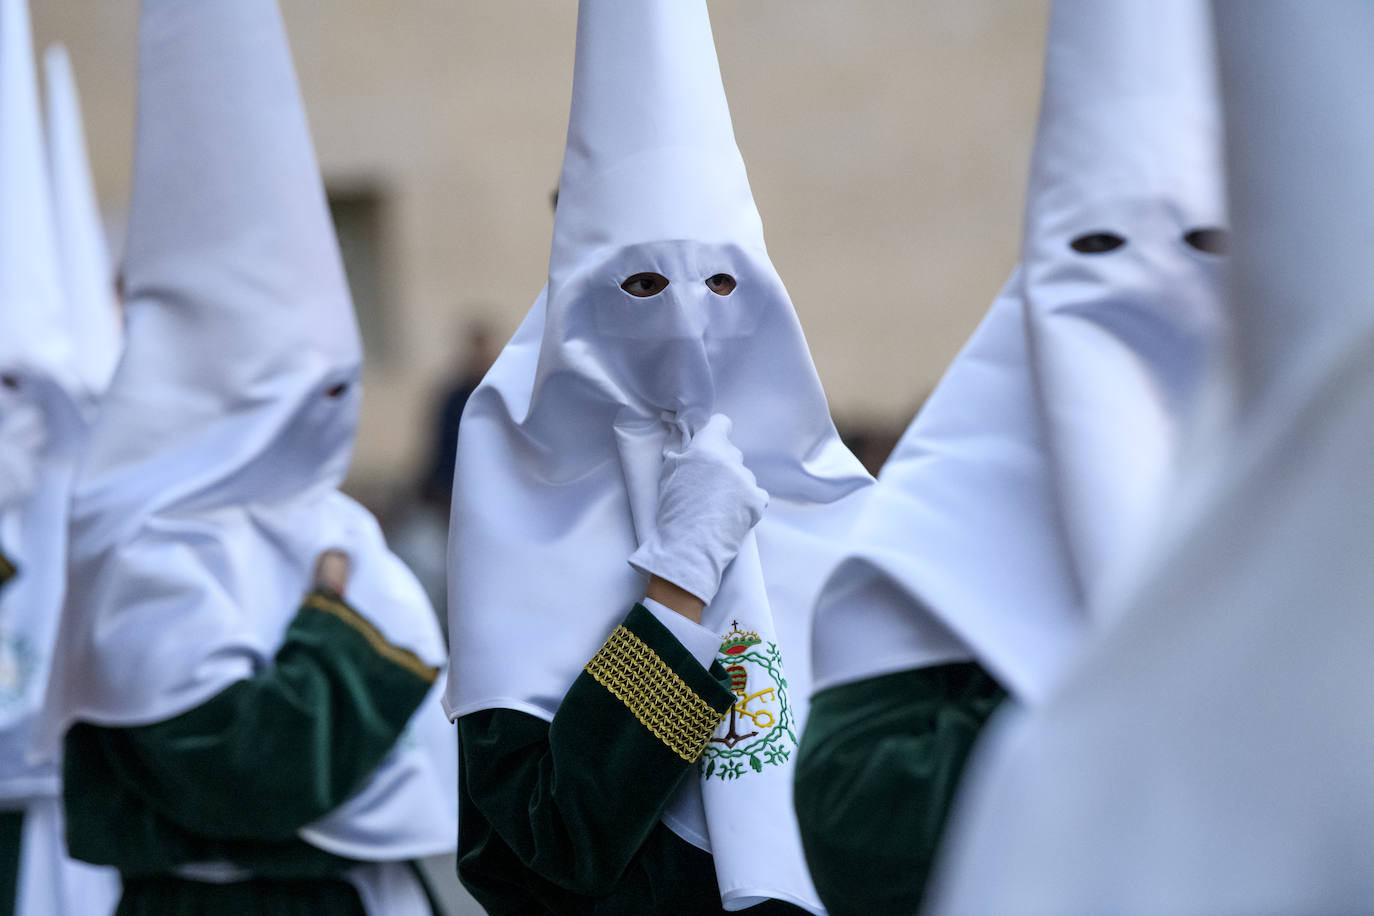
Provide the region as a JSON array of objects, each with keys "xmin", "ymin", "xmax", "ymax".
[
  {"xmin": 793, "ymin": 663, "xmax": 1006, "ymax": 916},
  {"xmin": 62, "ymin": 589, "xmax": 439, "ymax": 915},
  {"xmin": 458, "ymin": 603, "xmax": 808, "ymax": 915},
  {"xmin": 0, "ymin": 810, "xmax": 19, "ymax": 916}
]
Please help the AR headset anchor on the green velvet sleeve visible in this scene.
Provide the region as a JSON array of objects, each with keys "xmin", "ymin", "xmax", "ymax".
[
  {"xmin": 64, "ymin": 589, "xmax": 438, "ymax": 874},
  {"xmin": 794, "ymin": 662, "xmax": 1006, "ymax": 916},
  {"xmin": 457, "ymin": 604, "xmax": 746, "ymax": 912}
]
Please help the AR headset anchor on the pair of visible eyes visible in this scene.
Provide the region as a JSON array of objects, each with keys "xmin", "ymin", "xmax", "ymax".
[
  {"xmin": 1070, "ymin": 228, "xmax": 1229, "ymax": 255},
  {"xmin": 620, "ymin": 272, "xmax": 737, "ymax": 298}
]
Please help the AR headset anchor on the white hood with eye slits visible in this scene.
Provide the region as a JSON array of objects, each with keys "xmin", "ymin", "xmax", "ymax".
[
  {"xmin": 1023, "ymin": 0, "xmax": 1226, "ymax": 614},
  {"xmin": 810, "ymin": 0, "xmax": 1225, "ymax": 707},
  {"xmin": 927, "ymin": 4, "xmax": 1374, "ymax": 912},
  {"xmin": 37, "ymin": 0, "xmax": 455, "ymax": 879},
  {"xmin": 446, "ymin": 0, "xmax": 870, "ymax": 910}
]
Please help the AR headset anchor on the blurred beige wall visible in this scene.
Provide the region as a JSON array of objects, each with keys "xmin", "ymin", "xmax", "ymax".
[{"xmin": 31, "ymin": 1, "xmax": 1049, "ymax": 491}]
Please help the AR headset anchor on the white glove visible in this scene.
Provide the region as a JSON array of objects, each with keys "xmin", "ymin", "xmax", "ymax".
[
  {"xmin": 628, "ymin": 414, "xmax": 768, "ymax": 605},
  {"xmin": 0, "ymin": 399, "xmax": 46, "ymax": 511}
]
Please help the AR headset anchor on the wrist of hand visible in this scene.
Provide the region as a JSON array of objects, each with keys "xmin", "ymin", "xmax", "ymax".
[{"xmin": 646, "ymin": 575, "xmax": 705, "ymax": 623}]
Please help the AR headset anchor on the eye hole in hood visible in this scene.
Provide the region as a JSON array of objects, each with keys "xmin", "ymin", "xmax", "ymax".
[
  {"xmin": 705, "ymin": 273, "xmax": 737, "ymax": 296},
  {"xmin": 1070, "ymin": 231, "xmax": 1127, "ymax": 254},
  {"xmin": 620, "ymin": 272, "xmax": 670, "ymax": 298},
  {"xmin": 1183, "ymin": 227, "xmax": 1229, "ymax": 255}
]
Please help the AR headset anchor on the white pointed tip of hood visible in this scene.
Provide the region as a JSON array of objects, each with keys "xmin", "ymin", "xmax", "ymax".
[
  {"xmin": 550, "ymin": 0, "xmax": 765, "ymax": 284},
  {"xmin": 0, "ymin": 0, "xmax": 74, "ymax": 387},
  {"xmin": 122, "ymin": 0, "xmax": 360, "ymax": 389},
  {"xmin": 44, "ymin": 43, "xmax": 122, "ymax": 398},
  {"xmin": 1030, "ymin": 0, "xmax": 1222, "ymax": 212}
]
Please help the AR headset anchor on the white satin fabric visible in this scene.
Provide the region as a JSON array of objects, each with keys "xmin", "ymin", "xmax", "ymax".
[
  {"xmin": 927, "ymin": 4, "xmax": 1374, "ymax": 912},
  {"xmin": 445, "ymin": 1, "xmax": 869, "ymax": 910},
  {"xmin": 811, "ymin": 273, "xmax": 1079, "ymax": 704},
  {"xmin": 37, "ymin": 0, "xmax": 454, "ymax": 898}
]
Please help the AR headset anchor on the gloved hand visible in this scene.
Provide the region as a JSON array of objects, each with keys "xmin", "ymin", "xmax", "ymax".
[
  {"xmin": 0, "ymin": 398, "xmax": 47, "ymax": 512},
  {"xmin": 629, "ymin": 414, "xmax": 768, "ymax": 605}
]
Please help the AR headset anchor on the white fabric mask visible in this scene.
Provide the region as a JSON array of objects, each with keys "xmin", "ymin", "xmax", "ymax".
[
  {"xmin": 928, "ymin": 4, "xmax": 1374, "ymax": 912},
  {"xmin": 446, "ymin": 1, "xmax": 871, "ymax": 910},
  {"xmin": 38, "ymin": 0, "xmax": 455, "ymax": 881}
]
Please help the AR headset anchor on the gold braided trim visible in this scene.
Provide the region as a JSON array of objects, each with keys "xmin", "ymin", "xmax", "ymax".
[
  {"xmin": 585, "ymin": 625, "xmax": 726, "ymax": 762},
  {"xmin": 304, "ymin": 592, "xmax": 439, "ymax": 684}
]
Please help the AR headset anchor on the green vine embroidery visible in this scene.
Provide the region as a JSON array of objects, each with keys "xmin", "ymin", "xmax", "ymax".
[{"xmin": 700, "ymin": 623, "xmax": 796, "ymax": 781}]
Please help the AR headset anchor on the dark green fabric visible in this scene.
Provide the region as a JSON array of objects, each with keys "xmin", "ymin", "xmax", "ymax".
[
  {"xmin": 0, "ymin": 809, "xmax": 21, "ymax": 916},
  {"xmin": 63, "ymin": 590, "xmax": 435, "ymax": 907},
  {"xmin": 117, "ymin": 875, "xmax": 365, "ymax": 916},
  {"xmin": 458, "ymin": 604, "xmax": 806, "ymax": 915},
  {"xmin": 0, "ymin": 549, "xmax": 15, "ymax": 589},
  {"xmin": 794, "ymin": 662, "xmax": 1006, "ymax": 916}
]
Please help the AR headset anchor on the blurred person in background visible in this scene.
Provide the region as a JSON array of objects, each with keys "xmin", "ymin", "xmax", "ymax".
[
  {"xmin": 793, "ymin": 1, "xmax": 1228, "ymax": 912},
  {"xmin": 0, "ymin": 0, "xmax": 122, "ymax": 911},
  {"xmin": 421, "ymin": 320, "xmax": 496, "ymax": 510},
  {"xmin": 391, "ymin": 319, "xmax": 499, "ymax": 624},
  {"xmin": 927, "ymin": 3, "xmax": 1374, "ymax": 912},
  {"xmin": 444, "ymin": 0, "xmax": 871, "ymax": 912},
  {"xmin": 36, "ymin": 0, "xmax": 456, "ymax": 912}
]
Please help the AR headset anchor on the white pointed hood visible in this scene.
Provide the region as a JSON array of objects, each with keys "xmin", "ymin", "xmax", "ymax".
[
  {"xmin": 1024, "ymin": 0, "xmax": 1226, "ymax": 609},
  {"xmin": 0, "ymin": 0, "xmax": 72, "ymax": 394},
  {"xmin": 0, "ymin": 0, "xmax": 83, "ymax": 806},
  {"xmin": 39, "ymin": 0, "xmax": 455, "ymax": 879},
  {"xmin": 447, "ymin": 1, "xmax": 869, "ymax": 910},
  {"xmin": 78, "ymin": 0, "xmax": 361, "ymax": 502},
  {"xmin": 548, "ymin": 0, "xmax": 763, "ymax": 288},
  {"xmin": 810, "ymin": 0, "xmax": 1224, "ymax": 705},
  {"xmin": 44, "ymin": 44, "xmax": 122, "ymax": 404},
  {"xmin": 927, "ymin": 4, "xmax": 1374, "ymax": 913}
]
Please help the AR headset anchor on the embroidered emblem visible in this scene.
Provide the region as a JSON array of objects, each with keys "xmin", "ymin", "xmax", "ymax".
[
  {"xmin": 0, "ymin": 627, "xmax": 35, "ymax": 713},
  {"xmin": 700, "ymin": 620, "xmax": 797, "ymax": 780}
]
